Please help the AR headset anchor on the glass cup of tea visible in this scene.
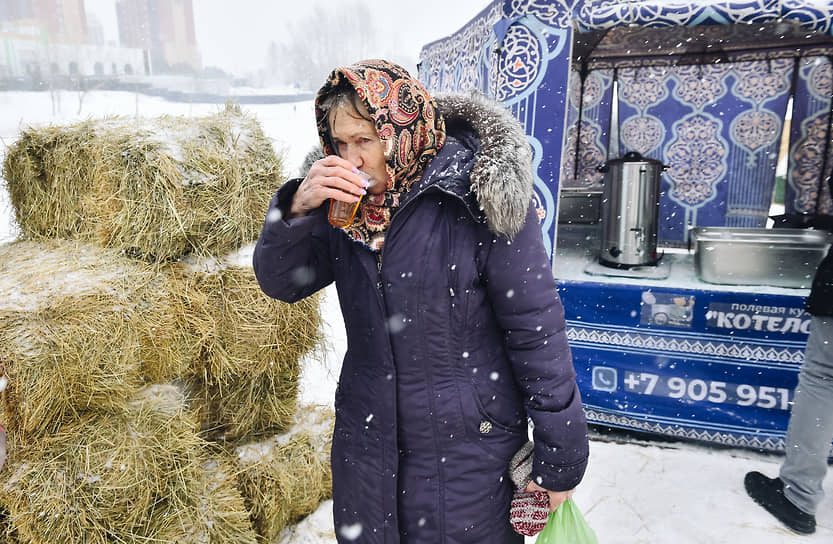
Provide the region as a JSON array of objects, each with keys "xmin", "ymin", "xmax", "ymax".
[{"xmin": 328, "ymin": 170, "xmax": 370, "ymax": 228}]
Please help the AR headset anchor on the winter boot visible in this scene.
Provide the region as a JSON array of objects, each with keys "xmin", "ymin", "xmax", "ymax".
[{"xmin": 744, "ymin": 471, "xmax": 816, "ymax": 535}]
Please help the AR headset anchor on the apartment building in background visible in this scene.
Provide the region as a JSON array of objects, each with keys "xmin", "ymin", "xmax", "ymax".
[
  {"xmin": 0, "ymin": 0, "xmax": 201, "ymax": 84},
  {"xmin": 32, "ymin": 0, "xmax": 89, "ymax": 43},
  {"xmin": 116, "ymin": 0, "xmax": 200, "ymax": 73}
]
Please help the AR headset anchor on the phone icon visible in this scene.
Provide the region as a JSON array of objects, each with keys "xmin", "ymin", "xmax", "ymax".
[{"xmin": 592, "ymin": 367, "xmax": 618, "ymax": 392}]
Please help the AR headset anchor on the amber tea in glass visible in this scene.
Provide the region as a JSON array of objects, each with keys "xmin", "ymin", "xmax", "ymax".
[{"xmin": 328, "ymin": 170, "xmax": 370, "ymax": 228}]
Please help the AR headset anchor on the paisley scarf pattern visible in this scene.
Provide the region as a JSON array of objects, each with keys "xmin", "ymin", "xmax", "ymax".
[{"xmin": 315, "ymin": 59, "xmax": 446, "ymax": 251}]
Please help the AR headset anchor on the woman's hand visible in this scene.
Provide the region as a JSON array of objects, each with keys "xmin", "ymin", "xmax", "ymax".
[
  {"xmin": 288, "ymin": 155, "xmax": 369, "ymax": 219},
  {"xmin": 525, "ymin": 480, "xmax": 576, "ymax": 512}
]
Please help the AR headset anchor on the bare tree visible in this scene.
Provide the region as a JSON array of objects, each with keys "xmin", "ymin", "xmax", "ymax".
[
  {"xmin": 272, "ymin": 2, "xmax": 379, "ymax": 89},
  {"xmin": 266, "ymin": 40, "xmax": 281, "ymax": 82}
]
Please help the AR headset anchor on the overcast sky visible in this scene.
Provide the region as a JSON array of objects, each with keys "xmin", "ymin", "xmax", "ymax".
[{"xmin": 84, "ymin": 0, "xmax": 493, "ymax": 77}]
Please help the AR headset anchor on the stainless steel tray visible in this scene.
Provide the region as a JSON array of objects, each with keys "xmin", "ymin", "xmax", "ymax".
[{"xmin": 692, "ymin": 227, "xmax": 832, "ymax": 288}]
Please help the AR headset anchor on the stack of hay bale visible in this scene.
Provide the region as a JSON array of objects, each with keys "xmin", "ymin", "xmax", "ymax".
[{"xmin": 0, "ymin": 104, "xmax": 334, "ymax": 543}]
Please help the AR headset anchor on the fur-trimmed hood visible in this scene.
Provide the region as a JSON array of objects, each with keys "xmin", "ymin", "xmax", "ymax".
[
  {"xmin": 434, "ymin": 93, "xmax": 534, "ymax": 237},
  {"xmin": 299, "ymin": 92, "xmax": 534, "ymax": 238}
]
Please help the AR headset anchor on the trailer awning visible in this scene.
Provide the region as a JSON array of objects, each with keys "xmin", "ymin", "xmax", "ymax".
[
  {"xmin": 573, "ymin": 19, "xmax": 833, "ymax": 70},
  {"xmin": 572, "ymin": 1, "xmax": 833, "ymax": 70}
]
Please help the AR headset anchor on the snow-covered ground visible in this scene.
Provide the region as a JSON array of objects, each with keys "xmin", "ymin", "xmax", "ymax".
[{"xmin": 1, "ymin": 90, "xmax": 831, "ymax": 543}]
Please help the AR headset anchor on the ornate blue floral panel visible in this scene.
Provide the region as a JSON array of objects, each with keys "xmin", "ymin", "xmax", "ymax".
[
  {"xmin": 419, "ymin": 0, "xmax": 585, "ymax": 256},
  {"xmin": 612, "ymin": 61, "xmax": 793, "ymax": 246},
  {"xmin": 418, "ymin": 2, "xmax": 502, "ymax": 95},
  {"xmin": 577, "ymin": 1, "xmax": 787, "ymax": 32},
  {"xmin": 780, "ymin": 0, "xmax": 833, "ymax": 35},
  {"xmin": 785, "ymin": 56, "xmax": 833, "ymax": 217},
  {"xmin": 561, "ymin": 69, "xmax": 614, "ymax": 191}
]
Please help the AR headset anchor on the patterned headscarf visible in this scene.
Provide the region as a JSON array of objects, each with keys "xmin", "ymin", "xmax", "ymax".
[{"xmin": 315, "ymin": 59, "xmax": 446, "ymax": 251}]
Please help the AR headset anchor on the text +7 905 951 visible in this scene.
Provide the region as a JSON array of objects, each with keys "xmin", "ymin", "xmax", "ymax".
[{"xmin": 623, "ymin": 371, "xmax": 792, "ymax": 410}]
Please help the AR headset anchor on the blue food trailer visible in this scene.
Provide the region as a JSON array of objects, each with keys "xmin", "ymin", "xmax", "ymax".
[{"xmin": 418, "ymin": 0, "xmax": 833, "ymax": 452}]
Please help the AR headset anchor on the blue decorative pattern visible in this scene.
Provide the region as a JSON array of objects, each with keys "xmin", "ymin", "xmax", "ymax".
[
  {"xmin": 527, "ymin": 136, "xmax": 556, "ymax": 256},
  {"xmin": 616, "ymin": 66, "xmax": 669, "ymax": 158},
  {"xmin": 621, "ymin": 115, "xmax": 664, "ymax": 155},
  {"xmin": 665, "ymin": 114, "xmax": 727, "ymax": 207},
  {"xmin": 562, "ymin": 120, "xmax": 606, "ymax": 188},
  {"xmin": 731, "ymin": 110, "xmax": 780, "ymax": 167},
  {"xmin": 613, "ymin": 61, "xmax": 792, "ymax": 244},
  {"xmin": 577, "ymin": 1, "xmax": 782, "ymax": 31},
  {"xmin": 507, "ymin": 0, "xmax": 575, "ymax": 27},
  {"xmin": 562, "ymin": 68, "xmax": 612, "ymax": 190},
  {"xmin": 781, "ymin": 0, "xmax": 833, "ymax": 35},
  {"xmin": 567, "ymin": 324, "xmax": 805, "ymax": 365},
  {"xmin": 420, "ymin": 1, "xmax": 579, "ymax": 253},
  {"xmin": 569, "ymin": 64, "xmax": 606, "ymax": 109},
  {"xmin": 418, "ymin": 3, "xmax": 502, "ymax": 94},
  {"xmin": 585, "ymin": 408, "xmax": 787, "ymax": 452},
  {"xmin": 672, "ymin": 65, "xmax": 730, "ymax": 110},
  {"xmin": 419, "ymin": 1, "xmax": 826, "ymax": 247},
  {"xmin": 733, "ymin": 59, "xmax": 793, "ymax": 105},
  {"xmin": 786, "ymin": 57, "xmax": 833, "ymax": 216},
  {"xmin": 790, "ymin": 116, "xmax": 833, "ymax": 213},
  {"xmin": 620, "ymin": 66, "xmax": 670, "ymax": 109},
  {"xmin": 495, "ymin": 23, "xmax": 543, "ymax": 101},
  {"xmin": 809, "ymin": 57, "xmax": 833, "ymax": 101},
  {"xmin": 725, "ymin": 60, "xmax": 791, "ymax": 171}
]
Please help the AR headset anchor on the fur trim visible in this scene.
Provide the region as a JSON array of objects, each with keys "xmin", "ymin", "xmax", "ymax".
[
  {"xmin": 435, "ymin": 92, "xmax": 533, "ymax": 238},
  {"xmin": 298, "ymin": 93, "xmax": 533, "ymax": 237},
  {"xmin": 298, "ymin": 147, "xmax": 325, "ymax": 178}
]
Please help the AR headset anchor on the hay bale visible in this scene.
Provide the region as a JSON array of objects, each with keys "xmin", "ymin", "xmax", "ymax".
[
  {"xmin": 0, "ymin": 507, "xmax": 19, "ymax": 544},
  {"xmin": 153, "ymin": 456, "xmax": 258, "ymax": 544},
  {"xmin": 3, "ymin": 104, "xmax": 283, "ymax": 261},
  {"xmin": 172, "ymin": 246, "xmax": 322, "ymax": 441},
  {"xmin": 235, "ymin": 405, "xmax": 334, "ymax": 541},
  {"xmin": 0, "ymin": 240, "xmax": 193, "ymax": 441},
  {"xmin": 0, "ymin": 385, "xmax": 214, "ymax": 544},
  {"xmin": 176, "ymin": 246, "xmax": 322, "ymax": 380},
  {"xmin": 188, "ymin": 368, "xmax": 302, "ymax": 442}
]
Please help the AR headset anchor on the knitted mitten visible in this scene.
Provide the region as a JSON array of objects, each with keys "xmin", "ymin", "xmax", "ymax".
[{"xmin": 508, "ymin": 441, "xmax": 550, "ymax": 536}]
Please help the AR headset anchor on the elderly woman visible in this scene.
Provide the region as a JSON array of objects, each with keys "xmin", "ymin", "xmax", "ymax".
[{"xmin": 253, "ymin": 59, "xmax": 588, "ymax": 543}]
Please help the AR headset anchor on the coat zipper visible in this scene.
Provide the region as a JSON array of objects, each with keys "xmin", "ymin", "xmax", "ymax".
[
  {"xmin": 376, "ymin": 251, "xmax": 383, "ymax": 291},
  {"xmin": 370, "ymin": 247, "xmax": 399, "ymax": 538},
  {"xmin": 383, "ymin": 186, "xmax": 468, "ymax": 544}
]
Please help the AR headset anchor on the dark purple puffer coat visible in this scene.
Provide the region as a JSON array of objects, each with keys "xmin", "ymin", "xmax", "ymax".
[{"xmin": 254, "ymin": 94, "xmax": 589, "ymax": 543}]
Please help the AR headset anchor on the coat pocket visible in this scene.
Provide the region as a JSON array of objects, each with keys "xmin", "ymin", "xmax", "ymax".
[{"xmin": 458, "ymin": 381, "xmax": 528, "ymax": 464}]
